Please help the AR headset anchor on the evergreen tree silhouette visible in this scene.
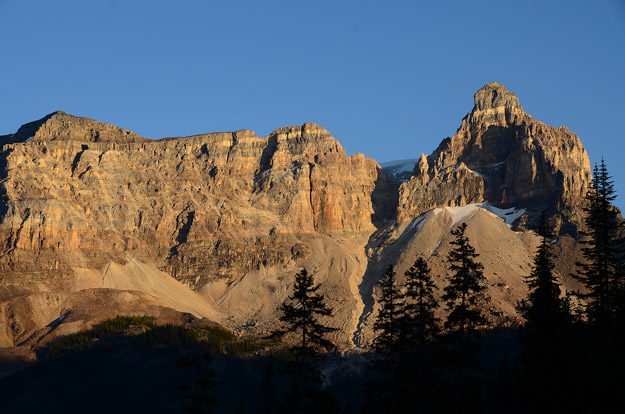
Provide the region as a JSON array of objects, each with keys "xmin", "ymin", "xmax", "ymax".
[
  {"xmin": 275, "ymin": 268, "xmax": 337, "ymax": 414},
  {"xmin": 441, "ymin": 222, "xmax": 486, "ymax": 413},
  {"xmin": 368, "ymin": 264, "xmax": 404, "ymax": 414},
  {"xmin": 402, "ymin": 257, "xmax": 440, "ymax": 346},
  {"xmin": 277, "ymin": 268, "xmax": 337, "ymax": 357},
  {"xmin": 575, "ymin": 159, "xmax": 624, "ymax": 327},
  {"xmin": 519, "ymin": 211, "xmax": 573, "ymax": 412},
  {"xmin": 442, "ymin": 223, "xmax": 486, "ymax": 336},
  {"xmin": 373, "ymin": 264, "xmax": 404, "ymax": 354},
  {"xmin": 523, "ymin": 211, "xmax": 571, "ymax": 333},
  {"xmin": 401, "ymin": 257, "xmax": 440, "ymax": 414},
  {"xmin": 571, "ymin": 159, "xmax": 625, "ymax": 411}
]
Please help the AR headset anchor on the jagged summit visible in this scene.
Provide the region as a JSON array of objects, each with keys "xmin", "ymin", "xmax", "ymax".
[
  {"xmin": 0, "ymin": 111, "xmax": 62, "ymax": 145},
  {"xmin": 3, "ymin": 112, "xmax": 341, "ymax": 150},
  {"xmin": 2, "ymin": 111, "xmax": 149, "ymax": 144},
  {"xmin": 473, "ymin": 82, "xmax": 522, "ymax": 112},
  {"xmin": 0, "ymin": 84, "xmax": 597, "ymax": 353},
  {"xmin": 398, "ymin": 82, "xmax": 591, "ymax": 233}
]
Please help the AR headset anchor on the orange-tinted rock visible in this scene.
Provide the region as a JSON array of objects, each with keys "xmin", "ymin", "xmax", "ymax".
[
  {"xmin": 0, "ymin": 116, "xmax": 394, "ymax": 287},
  {"xmin": 397, "ymin": 82, "xmax": 592, "ymax": 232}
]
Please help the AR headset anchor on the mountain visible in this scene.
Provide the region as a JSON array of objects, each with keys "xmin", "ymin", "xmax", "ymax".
[
  {"xmin": 397, "ymin": 82, "xmax": 591, "ymax": 233},
  {"xmin": 0, "ymin": 83, "xmax": 593, "ymax": 358}
]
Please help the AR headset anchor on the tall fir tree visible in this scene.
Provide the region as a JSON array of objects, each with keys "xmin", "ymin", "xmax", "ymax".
[
  {"xmin": 366, "ymin": 265, "xmax": 405, "ymax": 414},
  {"xmin": 568, "ymin": 160, "xmax": 625, "ymax": 412},
  {"xmin": 402, "ymin": 257, "xmax": 440, "ymax": 346},
  {"xmin": 441, "ymin": 222, "xmax": 487, "ymax": 413},
  {"xmin": 373, "ymin": 264, "xmax": 405, "ymax": 354},
  {"xmin": 276, "ymin": 269, "xmax": 339, "ymax": 414},
  {"xmin": 575, "ymin": 159, "xmax": 624, "ymax": 327},
  {"xmin": 523, "ymin": 211, "xmax": 571, "ymax": 333},
  {"xmin": 518, "ymin": 211, "xmax": 574, "ymax": 413},
  {"xmin": 277, "ymin": 268, "xmax": 337, "ymax": 356},
  {"xmin": 442, "ymin": 222, "xmax": 486, "ymax": 336},
  {"xmin": 401, "ymin": 258, "xmax": 441, "ymax": 414}
]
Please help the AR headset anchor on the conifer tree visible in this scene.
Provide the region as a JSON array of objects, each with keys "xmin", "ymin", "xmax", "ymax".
[
  {"xmin": 402, "ymin": 257, "xmax": 440, "ymax": 346},
  {"xmin": 441, "ymin": 223, "xmax": 487, "ymax": 413},
  {"xmin": 442, "ymin": 223, "xmax": 486, "ymax": 336},
  {"xmin": 277, "ymin": 268, "xmax": 337, "ymax": 356},
  {"xmin": 519, "ymin": 211, "xmax": 573, "ymax": 412},
  {"xmin": 401, "ymin": 258, "xmax": 440, "ymax": 414},
  {"xmin": 523, "ymin": 211, "xmax": 570, "ymax": 333},
  {"xmin": 569, "ymin": 160, "xmax": 625, "ymax": 411},
  {"xmin": 369, "ymin": 264, "xmax": 404, "ymax": 414},
  {"xmin": 575, "ymin": 159, "xmax": 624, "ymax": 327},
  {"xmin": 373, "ymin": 265, "xmax": 404, "ymax": 354}
]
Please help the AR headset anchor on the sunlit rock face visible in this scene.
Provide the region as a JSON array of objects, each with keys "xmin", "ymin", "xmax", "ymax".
[
  {"xmin": 397, "ymin": 82, "xmax": 592, "ymax": 232},
  {"xmin": 0, "ymin": 113, "xmax": 396, "ymax": 289},
  {"xmin": 0, "ymin": 83, "xmax": 597, "ymax": 350}
]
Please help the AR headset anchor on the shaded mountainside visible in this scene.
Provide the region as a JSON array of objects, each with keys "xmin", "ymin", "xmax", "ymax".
[
  {"xmin": 398, "ymin": 82, "xmax": 591, "ymax": 233},
  {"xmin": 0, "ymin": 83, "xmax": 594, "ymax": 354}
]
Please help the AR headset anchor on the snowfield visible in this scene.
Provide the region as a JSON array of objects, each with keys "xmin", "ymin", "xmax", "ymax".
[
  {"xmin": 444, "ymin": 202, "xmax": 526, "ymax": 227},
  {"xmin": 380, "ymin": 159, "xmax": 418, "ymax": 175}
]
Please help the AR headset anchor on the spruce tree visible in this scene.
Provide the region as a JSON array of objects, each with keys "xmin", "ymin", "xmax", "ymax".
[
  {"xmin": 442, "ymin": 222, "xmax": 486, "ymax": 336},
  {"xmin": 401, "ymin": 258, "xmax": 440, "ymax": 414},
  {"xmin": 402, "ymin": 257, "xmax": 440, "ymax": 346},
  {"xmin": 370, "ymin": 264, "xmax": 404, "ymax": 414},
  {"xmin": 519, "ymin": 211, "xmax": 573, "ymax": 412},
  {"xmin": 373, "ymin": 264, "xmax": 404, "ymax": 354},
  {"xmin": 575, "ymin": 159, "xmax": 624, "ymax": 327},
  {"xmin": 523, "ymin": 211, "xmax": 570, "ymax": 333},
  {"xmin": 441, "ymin": 222, "xmax": 487, "ymax": 413},
  {"xmin": 277, "ymin": 268, "xmax": 337, "ymax": 356},
  {"xmin": 570, "ymin": 159, "xmax": 625, "ymax": 411}
]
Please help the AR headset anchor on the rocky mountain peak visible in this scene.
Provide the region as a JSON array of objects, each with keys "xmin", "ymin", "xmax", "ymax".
[
  {"xmin": 0, "ymin": 85, "xmax": 598, "ymax": 352},
  {"xmin": 398, "ymin": 82, "xmax": 591, "ymax": 233},
  {"xmin": 2, "ymin": 111, "xmax": 149, "ymax": 144},
  {"xmin": 473, "ymin": 82, "xmax": 522, "ymax": 112}
]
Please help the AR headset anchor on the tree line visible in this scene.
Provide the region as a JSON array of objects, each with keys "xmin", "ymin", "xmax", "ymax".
[
  {"xmin": 37, "ymin": 159, "xmax": 620, "ymax": 413},
  {"xmin": 267, "ymin": 158, "xmax": 625, "ymax": 413}
]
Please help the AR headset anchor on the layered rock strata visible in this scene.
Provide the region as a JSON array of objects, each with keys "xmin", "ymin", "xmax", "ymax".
[
  {"xmin": 397, "ymin": 82, "xmax": 592, "ymax": 232},
  {"xmin": 0, "ymin": 113, "xmax": 395, "ymax": 290},
  {"xmin": 0, "ymin": 83, "xmax": 597, "ymax": 350}
]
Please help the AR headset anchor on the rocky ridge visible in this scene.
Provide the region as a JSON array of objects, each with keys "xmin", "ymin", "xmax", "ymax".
[
  {"xmin": 397, "ymin": 82, "xmax": 592, "ymax": 233},
  {"xmin": 0, "ymin": 83, "xmax": 594, "ymax": 354}
]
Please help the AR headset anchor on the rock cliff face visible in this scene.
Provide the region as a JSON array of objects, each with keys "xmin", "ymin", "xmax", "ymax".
[
  {"xmin": 0, "ymin": 83, "xmax": 596, "ymax": 352},
  {"xmin": 397, "ymin": 82, "xmax": 592, "ymax": 232},
  {"xmin": 0, "ymin": 114, "xmax": 395, "ymax": 290},
  {"xmin": 0, "ymin": 113, "xmax": 398, "ymax": 349}
]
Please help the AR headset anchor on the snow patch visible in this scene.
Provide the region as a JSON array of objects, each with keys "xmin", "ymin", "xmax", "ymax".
[
  {"xmin": 380, "ymin": 159, "xmax": 418, "ymax": 175},
  {"xmin": 24, "ymin": 136, "xmax": 34, "ymax": 142},
  {"xmin": 486, "ymin": 203, "xmax": 526, "ymax": 225},
  {"xmin": 445, "ymin": 204, "xmax": 483, "ymax": 226},
  {"xmin": 406, "ymin": 212, "xmax": 431, "ymax": 244},
  {"xmin": 445, "ymin": 202, "xmax": 526, "ymax": 227}
]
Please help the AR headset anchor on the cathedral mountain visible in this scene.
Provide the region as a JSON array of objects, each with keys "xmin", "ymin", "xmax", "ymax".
[{"xmin": 0, "ymin": 83, "xmax": 593, "ymax": 352}]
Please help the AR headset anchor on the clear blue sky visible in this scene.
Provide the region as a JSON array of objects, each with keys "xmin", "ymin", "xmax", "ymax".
[{"xmin": 1, "ymin": 0, "xmax": 625, "ymax": 205}]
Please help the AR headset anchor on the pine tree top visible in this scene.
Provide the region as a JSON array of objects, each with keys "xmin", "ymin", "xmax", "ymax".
[{"xmin": 277, "ymin": 268, "xmax": 337, "ymax": 354}]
